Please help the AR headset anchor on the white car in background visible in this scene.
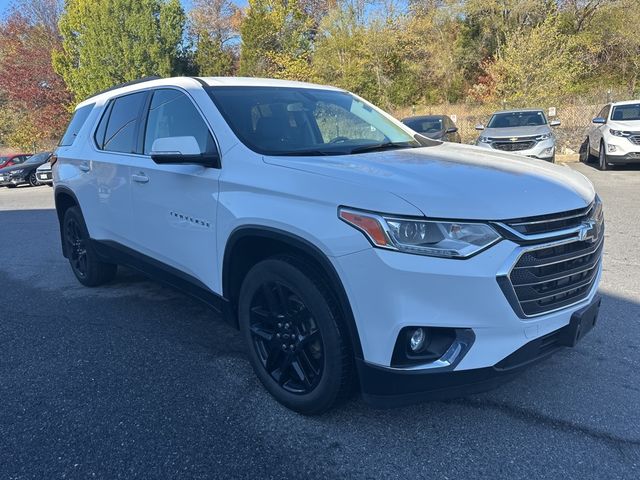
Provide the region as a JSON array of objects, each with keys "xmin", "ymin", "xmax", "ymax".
[
  {"xmin": 584, "ymin": 100, "xmax": 640, "ymax": 170},
  {"xmin": 36, "ymin": 160, "xmax": 54, "ymax": 186}
]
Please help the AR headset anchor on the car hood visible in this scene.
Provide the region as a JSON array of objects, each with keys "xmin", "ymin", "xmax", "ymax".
[
  {"xmin": 265, "ymin": 143, "xmax": 594, "ymax": 220},
  {"xmin": 36, "ymin": 162, "xmax": 52, "ymax": 172},
  {"xmin": 482, "ymin": 125, "xmax": 551, "ymax": 138},
  {"xmin": 0, "ymin": 162, "xmax": 42, "ymax": 174},
  {"xmin": 607, "ymin": 120, "xmax": 640, "ymax": 131}
]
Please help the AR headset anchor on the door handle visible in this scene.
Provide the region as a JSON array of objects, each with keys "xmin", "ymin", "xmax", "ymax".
[
  {"xmin": 132, "ymin": 173, "xmax": 149, "ymax": 184},
  {"xmin": 78, "ymin": 162, "xmax": 90, "ymax": 172}
]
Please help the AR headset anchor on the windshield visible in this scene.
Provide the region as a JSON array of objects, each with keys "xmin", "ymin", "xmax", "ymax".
[
  {"xmin": 404, "ymin": 118, "xmax": 443, "ymax": 134},
  {"xmin": 611, "ymin": 104, "xmax": 640, "ymax": 121},
  {"xmin": 487, "ymin": 111, "xmax": 547, "ymax": 128},
  {"xmin": 207, "ymin": 87, "xmax": 421, "ymax": 156},
  {"xmin": 0, "ymin": 156, "xmax": 8, "ymax": 163},
  {"xmin": 25, "ymin": 152, "xmax": 50, "ymax": 164}
]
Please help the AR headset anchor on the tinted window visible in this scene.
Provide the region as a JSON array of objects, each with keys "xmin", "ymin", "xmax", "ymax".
[
  {"xmin": 60, "ymin": 104, "xmax": 94, "ymax": 146},
  {"xmin": 98, "ymin": 92, "xmax": 147, "ymax": 153},
  {"xmin": 25, "ymin": 152, "xmax": 51, "ymax": 164},
  {"xmin": 144, "ymin": 89, "xmax": 215, "ymax": 155},
  {"xmin": 611, "ymin": 104, "xmax": 640, "ymax": 121},
  {"xmin": 488, "ymin": 111, "xmax": 547, "ymax": 128},
  {"xmin": 208, "ymin": 87, "xmax": 418, "ymax": 156},
  {"xmin": 404, "ymin": 118, "xmax": 443, "ymax": 134}
]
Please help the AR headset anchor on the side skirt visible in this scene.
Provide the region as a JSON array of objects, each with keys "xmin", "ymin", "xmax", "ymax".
[{"xmin": 91, "ymin": 239, "xmax": 235, "ymax": 326}]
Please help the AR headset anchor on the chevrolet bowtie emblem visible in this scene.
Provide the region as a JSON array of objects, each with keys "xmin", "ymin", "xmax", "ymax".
[
  {"xmin": 578, "ymin": 220, "xmax": 598, "ymax": 243},
  {"xmin": 510, "ymin": 137, "xmax": 519, "ymax": 142}
]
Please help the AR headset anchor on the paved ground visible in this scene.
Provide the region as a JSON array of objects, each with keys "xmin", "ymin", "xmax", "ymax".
[{"xmin": 1, "ymin": 163, "xmax": 639, "ymax": 479}]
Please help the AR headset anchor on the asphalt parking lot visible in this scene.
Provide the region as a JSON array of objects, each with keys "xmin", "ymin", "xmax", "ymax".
[{"xmin": 1, "ymin": 163, "xmax": 639, "ymax": 479}]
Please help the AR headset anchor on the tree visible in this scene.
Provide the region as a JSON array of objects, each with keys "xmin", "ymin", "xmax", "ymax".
[
  {"xmin": 53, "ymin": 0, "xmax": 187, "ymax": 102},
  {"xmin": 483, "ymin": 16, "xmax": 584, "ymax": 103},
  {"xmin": 190, "ymin": 0, "xmax": 240, "ymax": 76},
  {"xmin": 239, "ymin": 0, "xmax": 314, "ymax": 79},
  {"xmin": 0, "ymin": 9, "xmax": 71, "ymax": 144}
]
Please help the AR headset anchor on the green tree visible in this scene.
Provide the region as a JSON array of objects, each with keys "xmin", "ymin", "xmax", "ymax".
[
  {"xmin": 484, "ymin": 16, "xmax": 583, "ymax": 103},
  {"xmin": 239, "ymin": 0, "xmax": 314, "ymax": 79},
  {"xmin": 53, "ymin": 0, "xmax": 187, "ymax": 101}
]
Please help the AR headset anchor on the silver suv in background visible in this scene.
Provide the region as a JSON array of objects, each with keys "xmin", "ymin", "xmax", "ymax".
[{"xmin": 475, "ymin": 109, "xmax": 560, "ymax": 162}]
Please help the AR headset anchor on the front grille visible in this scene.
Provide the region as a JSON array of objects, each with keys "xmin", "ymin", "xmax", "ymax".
[
  {"xmin": 508, "ymin": 233, "xmax": 603, "ymax": 316},
  {"xmin": 493, "ymin": 141, "xmax": 536, "ymax": 152},
  {"xmin": 502, "ymin": 202, "xmax": 596, "ymax": 236},
  {"xmin": 629, "ymin": 135, "xmax": 640, "ymax": 146}
]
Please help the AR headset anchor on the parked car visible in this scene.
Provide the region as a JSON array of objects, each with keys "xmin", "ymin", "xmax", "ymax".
[
  {"xmin": 583, "ymin": 100, "xmax": 640, "ymax": 170},
  {"xmin": 401, "ymin": 115, "xmax": 461, "ymax": 142},
  {"xmin": 475, "ymin": 109, "xmax": 560, "ymax": 162},
  {"xmin": 54, "ymin": 77, "xmax": 603, "ymax": 414},
  {"xmin": 0, "ymin": 151, "xmax": 51, "ymax": 188},
  {"xmin": 0, "ymin": 153, "xmax": 31, "ymax": 169},
  {"xmin": 35, "ymin": 159, "xmax": 54, "ymax": 186}
]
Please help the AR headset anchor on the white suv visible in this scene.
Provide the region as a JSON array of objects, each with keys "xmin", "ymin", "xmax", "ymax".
[
  {"xmin": 53, "ymin": 77, "xmax": 604, "ymax": 414},
  {"xmin": 585, "ymin": 100, "xmax": 640, "ymax": 170}
]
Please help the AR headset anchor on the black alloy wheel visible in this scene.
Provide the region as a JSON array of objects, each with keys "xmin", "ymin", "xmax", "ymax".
[
  {"xmin": 239, "ymin": 256, "xmax": 353, "ymax": 414},
  {"xmin": 63, "ymin": 206, "xmax": 117, "ymax": 286},
  {"xmin": 248, "ymin": 281, "xmax": 324, "ymax": 394},
  {"xmin": 65, "ymin": 213, "xmax": 89, "ymax": 280}
]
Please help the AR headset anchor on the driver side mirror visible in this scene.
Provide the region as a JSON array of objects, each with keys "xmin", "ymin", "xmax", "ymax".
[
  {"xmin": 592, "ymin": 117, "xmax": 606, "ymax": 125},
  {"xmin": 475, "ymin": 124, "xmax": 485, "ymax": 131},
  {"xmin": 446, "ymin": 127, "xmax": 458, "ymax": 134},
  {"xmin": 549, "ymin": 120, "xmax": 561, "ymax": 127},
  {"xmin": 150, "ymin": 136, "xmax": 219, "ymax": 168}
]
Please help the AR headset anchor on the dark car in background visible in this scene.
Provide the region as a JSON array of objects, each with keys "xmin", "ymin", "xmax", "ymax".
[
  {"xmin": 0, "ymin": 153, "xmax": 32, "ymax": 169},
  {"xmin": 401, "ymin": 115, "xmax": 461, "ymax": 142},
  {"xmin": 0, "ymin": 151, "xmax": 52, "ymax": 188}
]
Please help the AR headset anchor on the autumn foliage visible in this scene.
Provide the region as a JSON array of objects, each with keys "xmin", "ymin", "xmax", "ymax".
[{"xmin": 0, "ymin": 11, "xmax": 71, "ymax": 149}]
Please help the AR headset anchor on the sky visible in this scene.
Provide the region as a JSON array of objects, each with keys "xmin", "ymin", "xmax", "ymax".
[{"xmin": 0, "ymin": 0, "xmax": 249, "ymax": 20}]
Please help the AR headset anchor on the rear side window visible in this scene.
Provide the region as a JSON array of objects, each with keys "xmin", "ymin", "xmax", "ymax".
[
  {"xmin": 59, "ymin": 103, "xmax": 94, "ymax": 146},
  {"xmin": 95, "ymin": 92, "xmax": 147, "ymax": 153},
  {"xmin": 143, "ymin": 89, "xmax": 215, "ymax": 155}
]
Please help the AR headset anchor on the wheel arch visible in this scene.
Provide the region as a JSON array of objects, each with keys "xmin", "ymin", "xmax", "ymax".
[{"xmin": 223, "ymin": 226, "xmax": 363, "ymax": 359}]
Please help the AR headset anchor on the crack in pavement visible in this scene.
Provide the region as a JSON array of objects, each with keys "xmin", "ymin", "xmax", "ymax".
[{"xmin": 452, "ymin": 397, "xmax": 640, "ymax": 460}]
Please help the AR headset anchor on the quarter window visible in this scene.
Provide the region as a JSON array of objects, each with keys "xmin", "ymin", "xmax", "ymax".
[
  {"xmin": 143, "ymin": 89, "xmax": 215, "ymax": 155},
  {"xmin": 60, "ymin": 103, "xmax": 95, "ymax": 147},
  {"xmin": 96, "ymin": 92, "xmax": 147, "ymax": 153}
]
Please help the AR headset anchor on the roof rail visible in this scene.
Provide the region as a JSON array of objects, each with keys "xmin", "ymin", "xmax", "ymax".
[{"xmin": 90, "ymin": 76, "xmax": 162, "ymax": 98}]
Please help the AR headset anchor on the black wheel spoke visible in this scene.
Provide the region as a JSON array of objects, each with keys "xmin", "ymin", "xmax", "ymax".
[
  {"xmin": 249, "ymin": 279, "xmax": 324, "ymax": 395},
  {"xmin": 291, "ymin": 358, "xmax": 312, "ymax": 388},
  {"xmin": 249, "ymin": 323, "xmax": 274, "ymax": 342}
]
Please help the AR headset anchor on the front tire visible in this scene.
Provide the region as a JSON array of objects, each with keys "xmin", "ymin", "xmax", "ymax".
[
  {"xmin": 238, "ymin": 256, "xmax": 353, "ymax": 414},
  {"xmin": 598, "ymin": 141, "xmax": 610, "ymax": 170},
  {"xmin": 63, "ymin": 206, "xmax": 117, "ymax": 286},
  {"xmin": 28, "ymin": 171, "xmax": 39, "ymax": 187}
]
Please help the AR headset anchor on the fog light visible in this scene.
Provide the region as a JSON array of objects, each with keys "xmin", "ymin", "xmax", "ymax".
[
  {"xmin": 409, "ymin": 328, "xmax": 426, "ymax": 352},
  {"xmin": 540, "ymin": 147, "xmax": 554, "ymax": 157},
  {"xmin": 607, "ymin": 144, "xmax": 617, "ymax": 153}
]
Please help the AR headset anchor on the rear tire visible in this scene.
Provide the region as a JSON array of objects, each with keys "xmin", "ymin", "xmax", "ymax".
[
  {"xmin": 238, "ymin": 255, "xmax": 353, "ymax": 414},
  {"xmin": 598, "ymin": 141, "xmax": 610, "ymax": 171},
  {"xmin": 63, "ymin": 206, "xmax": 117, "ymax": 286}
]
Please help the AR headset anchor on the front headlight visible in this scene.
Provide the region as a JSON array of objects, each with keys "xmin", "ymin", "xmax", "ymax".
[
  {"xmin": 536, "ymin": 133, "xmax": 553, "ymax": 141},
  {"xmin": 609, "ymin": 129, "xmax": 630, "ymax": 137},
  {"xmin": 10, "ymin": 169, "xmax": 25, "ymax": 176},
  {"xmin": 339, "ymin": 208, "xmax": 501, "ymax": 258}
]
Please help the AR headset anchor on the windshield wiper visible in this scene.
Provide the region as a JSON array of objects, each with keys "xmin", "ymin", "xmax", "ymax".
[
  {"xmin": 348, "ymin": 142, "xmax": 417, "ymax": 154},
  {"xmin": 276, "ymin": 149, "xmax": 345, "ymax": 156}
]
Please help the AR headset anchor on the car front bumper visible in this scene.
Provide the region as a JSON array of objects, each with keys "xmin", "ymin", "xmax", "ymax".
[
  {"xmin": 602, "ymin": 136, "xmax": 640, "ymax": 163},
  {"xmin": 333, "ymin": 238, "xmax": 602, "ymax": 405},
  {"xmin": 475, "ymin": 138, "xmax": 556, "ymax": 161},
  {"xmin": 36, "ymin": 170, "xmax": 53, "ymax": 184}
]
